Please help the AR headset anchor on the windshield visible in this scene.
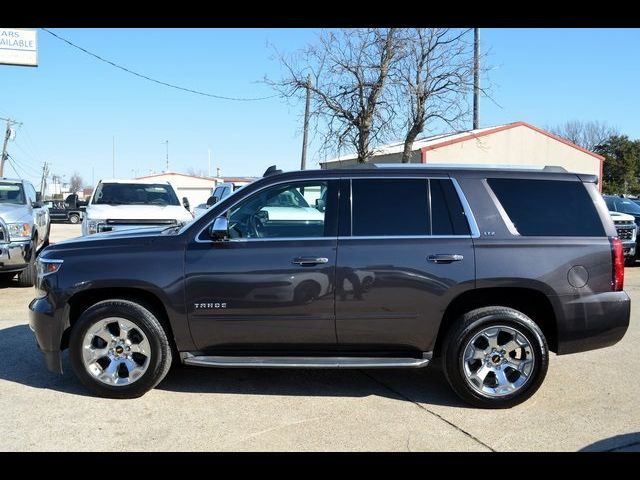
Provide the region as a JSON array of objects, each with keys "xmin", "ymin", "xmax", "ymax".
[
  {"xmin": 616, "ymin": 197, "xmax": 640, "ymax": 214},
  {"xmin": 93, "ymin": 183, "xmax": 180, "ymax": 206},
  {"xmin": 0, "ymin": 183, "xmax": 26, "ymax": 205}
]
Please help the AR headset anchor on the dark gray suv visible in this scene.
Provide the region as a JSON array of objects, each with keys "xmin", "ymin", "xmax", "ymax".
[{"xmin": 29, "ymin": 165, "xmax": 630, "ymax": 408}]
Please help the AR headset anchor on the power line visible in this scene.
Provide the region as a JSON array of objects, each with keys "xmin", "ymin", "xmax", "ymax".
[
  {"xmin": 42, "ymin": 28, "xmax": 277, "ymax": 102},
  {"xmin": 6, "ymin": 155, "xmax": 21, "ymax": 179}
]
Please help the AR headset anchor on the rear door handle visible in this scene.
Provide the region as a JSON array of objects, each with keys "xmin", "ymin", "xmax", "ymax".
[
  {"xmin": 427, "ymin": 254, "xmax": 464, "ymax": 264},
  {"xmin": 292, "ymin": 257, "xmax": 329, "ymax": 266}
]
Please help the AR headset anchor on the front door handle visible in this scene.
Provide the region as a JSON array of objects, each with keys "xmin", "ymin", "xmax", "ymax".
[
  {"xmin": 427, "ymin": 254, "xmax": 464, "ymax": 264},
  {"xmin": 292, "ymin": 257, "xmax": 329, "ymax": 266}
]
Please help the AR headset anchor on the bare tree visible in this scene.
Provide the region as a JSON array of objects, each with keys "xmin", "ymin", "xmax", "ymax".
[
  {"xmin": 546, "ymin": 120, "xmax": 619, "ymax": 151},
  {"xmin": 269, "ymin": 29, "xmax": 399, "ymax": 163},
  {"xmin": 69, "ymin": 172, "xmax": 83, "ymax": 193},
  {"xmin": 187, "ymin": 167, "xmax": 206, "ymax": 177},
  {"xmin": 392, "ymin": 28, "xmax": 476, "ymax": 163}
]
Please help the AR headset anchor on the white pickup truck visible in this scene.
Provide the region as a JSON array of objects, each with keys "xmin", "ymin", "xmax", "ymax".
[{"xmin": 82, "ymin": 179, "xmax": 193, "ymax": 236}]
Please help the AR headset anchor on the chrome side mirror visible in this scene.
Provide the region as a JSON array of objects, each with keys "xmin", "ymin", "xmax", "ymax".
[{"xmin": 209, "ymin": 217, "xmax": 229, "ymax": 241}]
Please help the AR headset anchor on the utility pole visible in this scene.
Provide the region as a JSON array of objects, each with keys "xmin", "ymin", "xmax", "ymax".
[
  {"xmin": 1, "ymin": 117, "xmax": 22, "ymax": 177},
  {"xmin": 112, "ymin": 136, "xmax": 116, "ymax": 178},
  {"xmin": 208, "ymin": 149, "xmax": 211, "ymax": 177},
  {"xmin": 39, "ymin": 162, "xmax": 49, "ymax": 198},
  {"xmin": 163, "ymin": 140, "xmax": 169, "ymax": 172},
  {"xmin": 300, "ymin": 74, "xmax": 312, "ymax": 170},
  {"xmin": 473, "ymin": 28, "xmax": 480, "ymax": 130}
]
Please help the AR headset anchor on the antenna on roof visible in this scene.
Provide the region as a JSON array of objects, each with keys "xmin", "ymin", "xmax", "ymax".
[{"xmin": 263, "ymin": 165, "xmax": 282, "ymax": 177}]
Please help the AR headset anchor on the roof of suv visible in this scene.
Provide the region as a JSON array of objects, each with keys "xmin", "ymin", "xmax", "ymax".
[
  {"xmin": 0, "ymin": 178, "xmax": 25, "ymax": 184},
  {"xmin": 257, "ymin": 165, "xmax": 595, "ymax": 184}
]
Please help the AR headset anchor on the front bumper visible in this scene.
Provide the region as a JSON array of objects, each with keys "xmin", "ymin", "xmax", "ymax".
[
  {"xmin": 28, "ymin": 296, "xmax": 65, "ymax": 374},
  {"xmin": 621, "ymin": 239, "xmax": 636, "ymax": 258},
  {"xmin": 554, "ymin": 291, "xmax": 630, "ymax": 355},
  {"xmin": 0, "ymin": 240, "xmax": 30, "ymax": 272}
]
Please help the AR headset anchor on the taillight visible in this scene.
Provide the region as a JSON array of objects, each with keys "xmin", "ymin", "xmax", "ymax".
[{"xmin": 610, "ymin": 237, "xmax": 624, "ymax": 291}]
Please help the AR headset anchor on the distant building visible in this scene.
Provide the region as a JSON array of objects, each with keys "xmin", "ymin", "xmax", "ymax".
[
  {"xmin": 320, "ymin": 121, "xmax": 605, "ymax": 191},
  {"xmin": 135, "ymin": 172, "xmax": 218, "ymax": 212}
]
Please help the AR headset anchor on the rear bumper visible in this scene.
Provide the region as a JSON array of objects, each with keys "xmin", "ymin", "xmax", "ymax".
[
  {"xmin": 0, "ymin": 240, "xmax": 30, "ymax": 272},
  {"xmin": 554, "ymin": 291, "xmax": 630, "ymax": 355},
  {"xmin": 28, "ymin": 296, "xmax": 65, "ymax": 374}
]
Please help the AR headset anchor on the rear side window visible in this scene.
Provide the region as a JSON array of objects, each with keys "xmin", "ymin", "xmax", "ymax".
[
  {"xmin": 431, "ymin": 179, "xmax": 470, "ymax": 235},
  {"xmin": 487, "ymin": 178, "xmax": 605, "ymax": 236},
  {"xmin": 352, "ymin": 179, "xmax": 429, "ymax": 236}
]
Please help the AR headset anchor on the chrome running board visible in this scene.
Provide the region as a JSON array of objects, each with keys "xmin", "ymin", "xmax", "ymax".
[{"xmin": 181, "ymin": 353, "xmax": 431, "ymax": 369}]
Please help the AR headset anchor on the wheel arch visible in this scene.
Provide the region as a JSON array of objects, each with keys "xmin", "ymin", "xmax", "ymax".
[
  {"xmin": 62, "ymin": 287, "xmax": 176, "ymax": 355},
  {"xmin": 434, "ymin": 287, "xmax": 558, "ymax": 357}
]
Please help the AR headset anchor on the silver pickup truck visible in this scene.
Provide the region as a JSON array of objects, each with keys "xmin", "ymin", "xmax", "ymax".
[{"xmin": 0, "ymin": 178, "xmax": 50, "ymax": 286}]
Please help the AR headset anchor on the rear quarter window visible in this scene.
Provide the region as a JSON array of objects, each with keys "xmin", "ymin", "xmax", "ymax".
[{"xmin": 487, "ymin": 178, "xmax": 605, "ymax": 236}]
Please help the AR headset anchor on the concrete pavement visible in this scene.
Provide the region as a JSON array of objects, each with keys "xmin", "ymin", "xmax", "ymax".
[{"xmin": 0, "ymin": 223, "xmax": 638, "ymax": 451}]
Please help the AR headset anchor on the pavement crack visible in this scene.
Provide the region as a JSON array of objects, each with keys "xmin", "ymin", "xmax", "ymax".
[{"xmin": 360, "ymin": 371, "xmax": 496, "ymax": 452}]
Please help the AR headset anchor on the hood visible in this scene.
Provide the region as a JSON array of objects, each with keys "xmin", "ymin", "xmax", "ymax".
[
  {"xmin": 0, "ymin": 203, "xmax": 31, "ymax": 224},
  {"xmin": 610, "ymin": 211, "xmax": 636, "ymax": 222},
  {"xmin": 51, "ymin": 226, "xmax": 172, "ymax": 248},
  {"xmin": 86, "ymin": 204, "xmax": 193, "ymax": 221}
]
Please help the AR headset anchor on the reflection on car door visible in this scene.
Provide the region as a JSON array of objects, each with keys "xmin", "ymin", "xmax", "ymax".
[
  {"xmin": 185, "ymin": 179, "xmax": 339, "ymax": 351},
  {"xmin": 335, "ymin": 177, "xmax": 475, "ymax": 354}
]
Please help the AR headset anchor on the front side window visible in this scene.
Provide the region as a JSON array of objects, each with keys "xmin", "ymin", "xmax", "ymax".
[
  {"xmin": 0, "ymin": 183, "xmax": 25, "ymax": 205},
  {"xmin": 93, "ymin": 183, "xmax": 179, "ymax": 206},
  {"xmin": 25, "ymin": 183, "xmax": 37, "ymax": 204},
  {"xmin": 226, "ymin": 181, "xmax": 333, "ymax": 239}
]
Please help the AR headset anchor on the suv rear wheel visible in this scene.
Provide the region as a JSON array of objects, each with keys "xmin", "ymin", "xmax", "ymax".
[
  {"xmin": 442, "ymin": 306, "xmax": 549, "ymax": 409},
  {"xmin": 69, "ymin": 299, "xmax": 172, "ymax": 399}
]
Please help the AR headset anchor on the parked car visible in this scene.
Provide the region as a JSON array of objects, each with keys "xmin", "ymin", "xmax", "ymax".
[
  {"xmin": 208, "ymin": 181, "xmax": 250, "ymax": 206},
  {"xmin": 603, "ymin": 194, "xmax": 640, "ymax": 263},
  {"xmin": 0, "ymin": 178, "xmax": 50, "ymax": 286},
  {"xmin": 608, "ymin": 211, "xmax": 637, "ymax": 265},
  {"xmin": 81, "ymin": 179, "xmax": 194, "ymax": 236},
  {"xmin": 30, "ymin": 165, "xmax": 629, "ymax": 408},
  {"xmin": 45, "ymin": 197, "xmax": 84, "ymax": 224},
  {"xmin": 192, "ymin": 203, "xmax": 209, "ymax": 218}
]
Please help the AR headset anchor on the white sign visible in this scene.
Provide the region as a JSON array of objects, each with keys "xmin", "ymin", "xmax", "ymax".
[{"xmin": 0, "ymin": 28, "xmax": 38, "ymax": 67}]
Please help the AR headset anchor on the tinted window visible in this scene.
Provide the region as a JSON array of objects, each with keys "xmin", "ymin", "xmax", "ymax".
[
  {"xmin": 431, "ymin": 179, "xmax": 470, "ymax": 235},
  {"xmin": 93, "ymin": 183, "xmax": 179, "ymax": 206},
  {"xmin": 352, "ymin": 179, "xmax": 429, "ymax": 236},
  {"xmin": 615, "ymin": 197, "xmax": 640, "ymax": 215},
  {"xmin": 226, "ymin": 181, "xmax": 334, "ymax": 239},
  {"xmin": 488, "ymin": 178, "xmax": 605, "ymax": 236}
]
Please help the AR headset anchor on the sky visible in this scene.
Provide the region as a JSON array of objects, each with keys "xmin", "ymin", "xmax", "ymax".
[{"xmin": 2, "ymin": 28, "xmax": 639, "ymax": 188}]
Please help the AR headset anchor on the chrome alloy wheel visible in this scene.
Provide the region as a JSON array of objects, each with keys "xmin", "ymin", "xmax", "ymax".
[
  {"xmin": 81, "ymin": 318, "xmax": 151, "ymax": 386},
  {"xmin": 462, "ymin": 325, "xmax": 535, "ymax": 397}
]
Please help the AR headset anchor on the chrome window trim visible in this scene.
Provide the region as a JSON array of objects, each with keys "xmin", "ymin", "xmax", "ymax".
[
  {"xmin": 450, "ymin": 178, "xmax": 481, "ymax": 238},
  {"xmin": 194, "ymin": 174, "xmax": 479, "ymax": 243},
  {"xmin": 480, "ymin": 178, "xmax": 520, "ymax": 236}
]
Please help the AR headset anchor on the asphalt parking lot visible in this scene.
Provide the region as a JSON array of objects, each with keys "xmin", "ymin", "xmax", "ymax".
[{"xmin": 0, "ymin": 223, "xmax": 639, "ymax": 451}]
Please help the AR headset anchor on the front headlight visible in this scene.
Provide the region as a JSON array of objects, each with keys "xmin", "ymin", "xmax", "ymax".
[
  {"xmin": 37, "ymin": 258, "xmax": 64, "ymax": 277},
  {"xmin": 87, "ymin": 220, "xmax": 100, "ymax": 235},
  {"xmin": 7, "ymin": 223, "xmax": 32, "ymax": 241}
]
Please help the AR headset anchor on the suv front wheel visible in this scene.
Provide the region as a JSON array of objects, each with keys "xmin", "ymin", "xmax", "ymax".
[
  {"xmin": 69, "ymin": 299, "xmax": 172, "ymax": 399},
  {"xmin": 442, "ymin": 306, "xmax": 549, "ymax": 409}
]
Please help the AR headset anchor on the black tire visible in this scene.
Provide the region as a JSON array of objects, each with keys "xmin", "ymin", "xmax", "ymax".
[
  {"xmin": 69, "ymin": 299, "xmax": 173, "ymax": 399},
  {"xmin": 68, "ymin": 214, "xmax": 80, "ymax": 224},
  {"xmin": 16, "ymin": 237, "xmax": 37, "ymax": 287},
  {"xmin": 442, "ymin": 306, "xmax": 549, "ymax": 409}
]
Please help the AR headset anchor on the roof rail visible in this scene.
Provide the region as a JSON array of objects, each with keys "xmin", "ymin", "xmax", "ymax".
[{"xmin": 370, "ymin": 163, "xmax": 568, "ymax": 172}]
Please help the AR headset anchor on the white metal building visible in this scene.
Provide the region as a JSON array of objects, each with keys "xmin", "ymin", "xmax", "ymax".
[
  {"xmin": 320, "ymin": 121, "xmax": 605, "ymax": 191},
  {"xmin": 135, "ymin": 172, "xmax": 218, "ymax": 212}
]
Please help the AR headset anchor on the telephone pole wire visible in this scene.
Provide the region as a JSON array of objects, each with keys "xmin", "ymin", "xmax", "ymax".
[{"xmin": 300, "ymin": 75, "xmax": 312, "ymax": 170}]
